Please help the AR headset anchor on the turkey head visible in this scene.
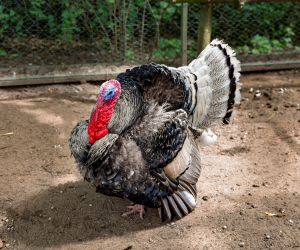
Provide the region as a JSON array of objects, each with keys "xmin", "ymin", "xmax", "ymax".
[{"xmin": 88, "ymin": 80, "xmax": 121, "ymax": 144}]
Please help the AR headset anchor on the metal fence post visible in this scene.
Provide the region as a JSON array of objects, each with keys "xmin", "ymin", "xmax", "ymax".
[
  {"xmin": 197, "ymin": 3, "xmax": 213, "ymax": 55},
  {"xmin": 181, "ymin": 3, "xmax": 188, "ymax": 66}
]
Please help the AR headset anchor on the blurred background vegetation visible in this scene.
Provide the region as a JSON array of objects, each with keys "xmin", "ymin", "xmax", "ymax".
[{"xmin": 0, "ymin": 0, "xmax": 299, "ymax": 67}]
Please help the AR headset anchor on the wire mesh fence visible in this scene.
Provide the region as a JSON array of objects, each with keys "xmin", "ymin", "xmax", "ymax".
[{"xmin": 0, "ymin": 0, "xmax": 299, "ymax": 79}]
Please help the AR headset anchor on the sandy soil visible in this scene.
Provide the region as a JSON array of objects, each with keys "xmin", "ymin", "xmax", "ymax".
[{"xmin": 0, "ymin": 70, "xmax": 300, "ymax": 250}]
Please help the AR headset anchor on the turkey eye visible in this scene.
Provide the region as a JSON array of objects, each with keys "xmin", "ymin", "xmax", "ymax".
[{"xmin": 107, "ymin": 91, "xmax": 113, "ymax": 96}]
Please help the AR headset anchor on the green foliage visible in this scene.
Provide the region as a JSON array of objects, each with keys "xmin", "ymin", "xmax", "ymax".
[
  {"xmin": 210, "ymin": 3, "xmax": 300, "ymax": 55},
  {"xmin": 153, "ymin": 38, "xmax": 181, "ymax": 61},
  {"xmin": 0, "ymin": 50, "xmax": 6, "ymax": 56},
  {"xmin": 125, "ymin": 49, "xmax": 135, "ymax": 61},
  {"xmin": 234, "ymin": 22, "xmax": 298, "ymax": 55},
  {"xmin": 187, "ymin": 40, "xmax": 197, "ymax": 58},
  {"xmin": 0, "ymin": 1, "xmax": 299, "ymax": 62}
]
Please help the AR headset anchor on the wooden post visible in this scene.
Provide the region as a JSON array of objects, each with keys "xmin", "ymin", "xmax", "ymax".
[
  {"xmin": 196, "ymin": 3, "xmax": 213, "ymax": 55},
  {"xmin": 181, "ymin": 3, "xmax": 188, "ymax": 66}
]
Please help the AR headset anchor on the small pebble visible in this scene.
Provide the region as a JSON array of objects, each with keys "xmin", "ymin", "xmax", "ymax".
[
  {"xmin": 238, "ymin": 242, "xmax": 245, "ymax": 247},
  {"xmin": 223, "ymin": 226, "xmax": 227, "ymax": 229},
  {"xmin": 289, "ymin": 220, "xmax": 293, "ymax": 224},
  {"xmin": 254, "ymin": 93, "xmax": 261, "ymax": 99},
  {"xmin": 273, "ymin": 107, "xmax": 278, "ymax": 111},
  {"xmin": 75, "ymin": 86, "xmax": 83, "ymax": 92},
  {"xmin": 265, "ymin": 235, "xmax": 271, "ymax": 239},
  {"xmin": 240, "ymin": 211, "xmax": 245, "ymax": 215}
]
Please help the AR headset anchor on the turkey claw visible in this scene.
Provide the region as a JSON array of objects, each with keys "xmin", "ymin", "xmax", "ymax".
[{"xmin": 122, "ymin": 204, "xmax": 146, "ymax": 219}]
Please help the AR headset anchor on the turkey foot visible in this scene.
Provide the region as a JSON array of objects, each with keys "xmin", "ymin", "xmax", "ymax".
[{"xmin": 122, "ymin": 204, "xmax": 146, "ymax": 219}]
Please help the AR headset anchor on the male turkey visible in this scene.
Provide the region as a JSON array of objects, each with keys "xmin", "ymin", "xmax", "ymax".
[{"xmin": 69, "ymin": 39, "xmax": 242, "ymax": 221}]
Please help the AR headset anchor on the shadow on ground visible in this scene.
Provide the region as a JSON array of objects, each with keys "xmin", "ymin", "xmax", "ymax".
[{"xmin": 2, "ymin": 180, "xmax": 161, "ymax": 248}]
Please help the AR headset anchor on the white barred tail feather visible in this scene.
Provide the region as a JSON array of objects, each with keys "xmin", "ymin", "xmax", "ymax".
[
  {"xmin": 171, "ymin": 39, "xmax": 242, "ymax": 147},
  {"xmin": 188, "ymin": 39, "xmax": 242, "ymax": 129}
]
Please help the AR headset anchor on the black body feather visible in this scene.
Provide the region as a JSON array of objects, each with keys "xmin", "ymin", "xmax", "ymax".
[{"xmin": 69, "ymin": 63, "xmax": 194, "ymax": 211}]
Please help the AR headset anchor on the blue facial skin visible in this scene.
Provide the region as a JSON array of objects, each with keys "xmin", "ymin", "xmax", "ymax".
[{"xmin": 104, "ymin": 88, "xmax": 115, "ymax": 100}]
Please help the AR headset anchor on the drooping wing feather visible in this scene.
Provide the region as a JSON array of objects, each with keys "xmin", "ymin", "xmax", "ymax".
[
  {"xmin": 152, "ymin": 166, "xmax": 199, "ymax": 222},
  {"xmin": 69, "ymin": 120, "xmax": 91, "ymax": 166},
  {"xmin": 130, "ymin": 105, "xmax": 188, "ymax": 170},
  {"xmin": 87, "ymin": 133, "xmax": 119, "ymax": 168}
]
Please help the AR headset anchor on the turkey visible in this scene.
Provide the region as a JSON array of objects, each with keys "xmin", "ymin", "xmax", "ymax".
[{"xmin": 69, "ymin": 39, "xmax": 242, "ymax": 221}]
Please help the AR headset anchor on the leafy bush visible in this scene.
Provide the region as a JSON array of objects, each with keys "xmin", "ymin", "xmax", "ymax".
[{"xmin": 0, "ymin": 1, "xmax": 299, "ymax": 63}]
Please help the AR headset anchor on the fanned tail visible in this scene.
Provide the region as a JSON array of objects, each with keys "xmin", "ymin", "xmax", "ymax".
[{"xmin": 188, "ymin": 39, "xmax": 242, "ymax": 128}]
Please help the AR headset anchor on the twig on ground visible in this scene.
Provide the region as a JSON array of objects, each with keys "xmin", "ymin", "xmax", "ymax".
[{"xmin": 0, "ymin": 132, "xmax": 13, "ymax": 136}]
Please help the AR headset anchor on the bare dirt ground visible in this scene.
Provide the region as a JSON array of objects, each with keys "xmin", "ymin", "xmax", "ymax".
[{"xmin": 0, "ymin": 70, "xmax": 300, "ymax": 250}]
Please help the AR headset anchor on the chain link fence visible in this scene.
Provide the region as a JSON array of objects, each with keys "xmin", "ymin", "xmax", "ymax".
[{"xmin": 0, "ymin": 1, "xmax": 299, "ymax": 81}]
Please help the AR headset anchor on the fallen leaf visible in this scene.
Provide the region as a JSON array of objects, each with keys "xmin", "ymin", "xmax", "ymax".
[
  {"xmin": 48, "ymin": 88, "xmax": 53, "ymax": 93},
  {"xmin": 265, "ymin": 212, "xmax": 286, "ymax": 217}
]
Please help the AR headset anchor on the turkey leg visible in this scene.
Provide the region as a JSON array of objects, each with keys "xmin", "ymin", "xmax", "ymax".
[{"xmin": 122, "ymin": 203, "xmax": 146, "ymax": 219}]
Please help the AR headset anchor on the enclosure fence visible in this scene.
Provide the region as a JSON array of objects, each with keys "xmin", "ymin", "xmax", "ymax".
[{"xmin": 0, "ymin": 0, "xmax": 299, "ymax": 86}]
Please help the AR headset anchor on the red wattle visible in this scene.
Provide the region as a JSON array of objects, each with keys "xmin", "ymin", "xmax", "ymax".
[
  {"xmin": 89, "ymin": 137, "xmax": 96, "ymax": 144},
  {"xmin": 88, "ymin": 80, "xmax": 121, "ymax": 144},
  {"xmin": 95, "ymin": 128, "xmax": 108, "ymax": 139}
]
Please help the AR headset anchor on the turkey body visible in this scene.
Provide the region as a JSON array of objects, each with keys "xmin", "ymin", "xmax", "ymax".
[{"xmin": 69, "ymin": 39, "xmax": 242, "ymax": 221}]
